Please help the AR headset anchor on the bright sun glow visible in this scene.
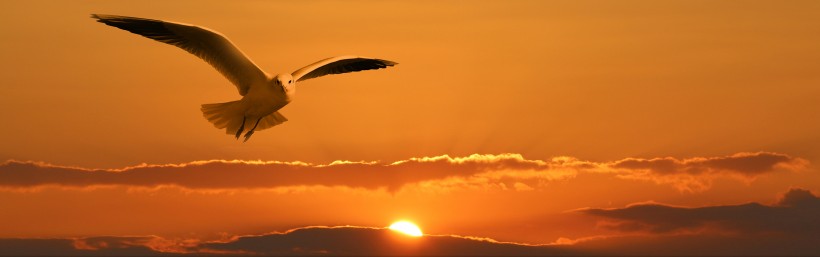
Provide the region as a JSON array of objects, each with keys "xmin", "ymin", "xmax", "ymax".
[{"xmin": 389, "ymin": 221, "xmax": 423, "ymax": 237}]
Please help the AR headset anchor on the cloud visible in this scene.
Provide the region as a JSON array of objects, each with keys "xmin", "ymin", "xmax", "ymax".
[
  {"xmin": 0, "ymin": 227, "xmax": 574, "ymax": 256},
  {"xmin": 0, "ymin": 237, "xmax": 173, "ymax": 256},
  {"xmin": 610, "ymin": 152, "xmax": 802, "ymax": 175},
  {"xmin": 607, "ymin": 152, "xmax": 808, "ymax": 192},
  {"xmin": 200, "ymin": 226, "xmax": 575, "ymax": 256},
  {"xmin": 572, "ymin": 188, "xmax": 820, "ymax": 255},
  {"xmin": 580, "ymin": 188, "xmax": 820, "ymax": 235},
  {"xmin": 573, "ymin": 233, "xmax": 820, "ymax": 256},
  {"xmin": 0, "ymin": 152, "xmax": 805, "ymax": 192},
  {"xmin": 0, "ymin": 154, "xmax": 566, "ymax": 192},
  {"xmin": 4, "ymin": 204, "xmax": 820, "ymax": 257}
]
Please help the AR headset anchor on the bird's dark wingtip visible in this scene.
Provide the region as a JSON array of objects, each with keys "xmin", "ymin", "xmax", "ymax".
[
  {"xmin": 90, "ymin": 14, "xmax": 113, "ymax": 23},
  {"xmin": 90, "ymin": 14, "xmax": 109, "ymax": 20}
]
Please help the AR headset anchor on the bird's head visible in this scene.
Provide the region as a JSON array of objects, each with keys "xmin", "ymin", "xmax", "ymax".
[{"xmin": 273, "ymin": 74, "xmax": 295, "ymax": 93}]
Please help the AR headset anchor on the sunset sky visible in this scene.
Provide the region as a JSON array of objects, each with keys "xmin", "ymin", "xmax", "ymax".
[{"xmin": 2, "ymin": 0, "xmax": 820, "ymax": 255}]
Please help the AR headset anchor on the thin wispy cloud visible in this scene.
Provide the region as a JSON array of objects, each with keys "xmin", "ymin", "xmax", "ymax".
[
  {"xmin": 0, "ymin": 152, "xmax": 806, "ymax": 192},
  {"xmin": 609, "ymin": 152, "xmax": 808, "ymax": 191}
]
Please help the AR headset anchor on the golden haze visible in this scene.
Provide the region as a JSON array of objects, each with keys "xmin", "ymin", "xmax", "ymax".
[{"xmin": 1, "ymin": 0, "xmax": 819, "ymax": 256}]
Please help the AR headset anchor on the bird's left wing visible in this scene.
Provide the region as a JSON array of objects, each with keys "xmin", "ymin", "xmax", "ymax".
[
  {"xmin": 291, "ymin": 56, "xmax": 397, "ymax": 82},
  {"xmin": 92, "ymin": 14, "xmax": 268, "ymax": 96}
]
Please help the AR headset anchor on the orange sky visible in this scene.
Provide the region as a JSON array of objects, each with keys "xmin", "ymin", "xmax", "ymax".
[{"xmin": 1, "ymin": 0, "xmax": 819, "ymax": 255}]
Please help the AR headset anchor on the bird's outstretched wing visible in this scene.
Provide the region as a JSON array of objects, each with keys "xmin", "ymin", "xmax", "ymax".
[
  {"xmin": 291, "ymin": 56, "xmax": 397, "ymax": 82},
  {"xmin": 92, "ymin": 14, "xmax": 268, "ymax": 96}
]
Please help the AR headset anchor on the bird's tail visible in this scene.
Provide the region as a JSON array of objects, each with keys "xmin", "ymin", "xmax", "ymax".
[
  {"xmin": 255, "ymin": 111, "xmax": 288, "ymax": 131},
  {"xmin": 201, "ymin": 101, "xmax": 289, "ymax": 136},
  {"xmin": 201, "ymin": 100, "xmax": 246, "ymax": 135}
]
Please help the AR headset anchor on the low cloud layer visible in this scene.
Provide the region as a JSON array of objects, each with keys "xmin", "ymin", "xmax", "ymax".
[
  {"xmin": 3, "ymin": 188, "xmax": 819, "ymax": 256},
  {"xmin": 0, "ymin": 152, "xmax": 806, "ymax": 192},
  {"xmin": 5, "ymin": 191, "xmax": 820, "ymax": 257}
]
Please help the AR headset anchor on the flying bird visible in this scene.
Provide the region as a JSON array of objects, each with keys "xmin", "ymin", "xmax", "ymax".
[{"xmin": 91, "ymin": 14, "xmax": 397, "ymax": 141}]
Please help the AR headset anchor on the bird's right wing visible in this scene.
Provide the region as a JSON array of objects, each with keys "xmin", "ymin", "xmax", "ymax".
[{"xmin": 92, "ymin": 14, "xmax": 268, "ymax": 96}]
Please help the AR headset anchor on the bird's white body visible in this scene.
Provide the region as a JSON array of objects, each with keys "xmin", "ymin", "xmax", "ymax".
[
  {"xmin": 92, "ymin": 14, "xmax": 396, "ymax": 141},
  {"xmin": 246, "ymin": 75, "xmax": 294, "ymax": 118},
  {"xmin": 234, "ymin": 74, "xmax": 296, "ymax": 131}
]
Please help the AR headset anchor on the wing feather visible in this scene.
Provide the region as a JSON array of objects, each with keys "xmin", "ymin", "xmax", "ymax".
[
  {"xmin": 91, "ymin": 14, "xmax": 268, "ymax": 95},
  {"xmin": 291, "ymin": 56, "xmax": 397, "ymax": 82}
]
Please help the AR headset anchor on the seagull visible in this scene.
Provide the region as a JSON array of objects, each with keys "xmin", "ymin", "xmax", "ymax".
[{"xmin": 91, "ymin": 14, "xmax": 397, "ymax": 142}]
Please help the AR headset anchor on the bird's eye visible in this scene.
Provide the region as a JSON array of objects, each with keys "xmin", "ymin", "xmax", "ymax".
[{"xmin": 288, "ymin": 80, "xmax": 292, "ymax": 83}]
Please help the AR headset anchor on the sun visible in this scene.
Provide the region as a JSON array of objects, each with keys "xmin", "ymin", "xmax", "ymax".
[{"xmin": 389, "ymin": 220, "xmax": 423, "ymax": 237}]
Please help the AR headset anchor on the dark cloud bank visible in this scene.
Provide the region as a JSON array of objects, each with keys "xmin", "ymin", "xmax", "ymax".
[
  {"xmin": 0, "ymin": 228, "xmax": 574, "ymax": 256},
  {"xmin": 577, "ymin": 188, "xmax": 820, "ymax": 256},
  {"xmin": 202, "ymin": 226, "xmax": 573, "ymax": 256},
  {"xmin": 0, "ymin": 236, "xmax": 173, "ymax": 256}
]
